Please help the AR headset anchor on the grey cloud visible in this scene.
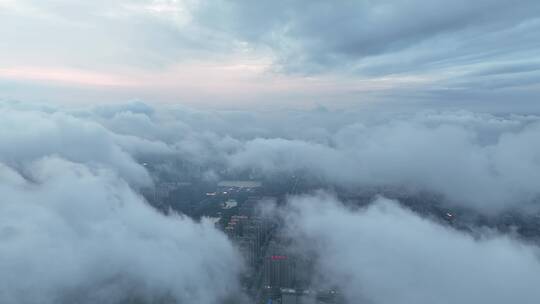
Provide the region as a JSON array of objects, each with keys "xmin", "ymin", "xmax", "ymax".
[
  {"xmin": 64, "ymin": 102, "xmax": 540, "ymax": 214},
  {"xmin": 3, "ymin": 100, "xmax": 540, "ymax": 302},
  {"xmin": 91, "ymin": 101, "xmax": 156, "ymax": 118},
  {"xmin": 0, "ymin": 106, "xmax": 153, "ymax": 187},
  {"xmin": 279, "ymin": 193, "xmax": 540, "ymax": 304},
  {"xmin": 199, "ymin": 0, "xmax": 540, "ymax": 73},
  {"xmin": 7, "ymin": 101, "xmax": 540, "ymax": 214},
  {"xmin": 0, "ymin": 102, "xmax": 250, "ymax": 303},
  {"xmin": 193, "ymin": 0, "xmax": 540, "ymax": 106},
  {"xmin": 471, "ymin": 61, "xmax": 540, "ymax": 77},
  {"xmin": 5, "ymin": 0, "xmax": 539, "ymax": 77},
  {"xmin": 0, "ymin": 158, "xmax": 243, "ymax": 304},
  {"xmin": 227, "ymin": 112, "xmax": 540, "ymax": 213},
  {"xmin": 2, "ymin": 1, "xmax": 540, "ymax": 107}
]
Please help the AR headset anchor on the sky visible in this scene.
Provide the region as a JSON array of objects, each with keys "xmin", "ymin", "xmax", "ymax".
[{"xmin": 1, "ymin": 0, "xmax": 540, "ymax": 110}]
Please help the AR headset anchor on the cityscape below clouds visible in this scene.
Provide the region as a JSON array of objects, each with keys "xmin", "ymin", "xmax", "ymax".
[{"xmin": 1, "ymin": 1, "xmax": 540, "ymax": 304}]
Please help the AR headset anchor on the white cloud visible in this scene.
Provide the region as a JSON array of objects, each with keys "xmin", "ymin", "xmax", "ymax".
[
  {"xmin": 228, "ymin": 111, "xmax": 540, "ymax": 213},
  {"xmin": 280, "ymin": 193, "xmax": 540, "ymax": 304},
  {"xmin": 0, "ymin": 157, "xmax": 244, "ymax": 304},
  {"xmin": 2, "ymin": 100, "xmax": 540, "ymax": 302},
  {"xmin": 0, "ymin": 103, "xmax": 246, "ymax": 303},
  {"xmin": 0, "ymin": 107, "xmax": 152, "ymax": 187}
]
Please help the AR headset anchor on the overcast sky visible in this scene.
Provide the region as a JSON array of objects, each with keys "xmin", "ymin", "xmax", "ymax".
[{"xmin": 1, "ymin": 0, "xmax": 540, "ymax": 110}]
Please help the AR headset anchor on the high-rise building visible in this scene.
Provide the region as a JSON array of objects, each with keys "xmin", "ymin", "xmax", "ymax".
[{"xmin": 263, "ymin": 242, "xmax": 297, "ymax": 289}]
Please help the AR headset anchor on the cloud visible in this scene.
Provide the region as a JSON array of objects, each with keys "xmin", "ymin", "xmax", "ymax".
[
  {"xmin": 2, "ymin": 99, "xmax": 540, "ymax": 302},
  {"xmin": 8, "ymin": 0, "xmax": 538, "ymax": 75},
  {"xmin": 5, "ymin": 99, "xmax": 540, "ymax": 215},
  {"xmin": 14, "ymin": 101, "xmax": 536, "ymax": 214},
  {"xmin": 0, "ymin": 158, "xmax": 244, "ymax": 304},
  {"xmin": 199, "ymin": 0, "xmax": 540, "ymax": 74},
  {"xmin": 227, "ymin": 111, "xmax": 540, "ymax": 213},
  {"xmin": 2, "ymin": 1, "xmax": 540, "ymax": 107},
  {"xmin": 279, "ymin": 193, "xmax": 540, "ymax": 304},
  {"xmin": 0, "ymin": 103, "xmax": 246, "ymax": 304},
  {"xmin": 0, "ymin": 106, "xmax": 154, "ymax": 187}
]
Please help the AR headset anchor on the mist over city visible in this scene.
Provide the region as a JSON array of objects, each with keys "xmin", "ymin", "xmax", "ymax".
[{"xmin": 1, "ymin": 1, "xmax": 540, "ymax": 304}]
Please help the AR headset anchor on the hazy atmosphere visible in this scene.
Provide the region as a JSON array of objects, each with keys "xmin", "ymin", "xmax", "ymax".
[
  {"xmin": 2, "ymin": 0, "xmax": 540, "ymax": 109},
  {"xmin": 1, "ymin": 1, "xmax": 540, "ymax": 304}
]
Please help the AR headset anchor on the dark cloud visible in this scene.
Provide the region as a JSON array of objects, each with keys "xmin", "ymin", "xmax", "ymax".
[{"xmin": 200, "ymin": 0, "xmax": 540, "ymax": 74}]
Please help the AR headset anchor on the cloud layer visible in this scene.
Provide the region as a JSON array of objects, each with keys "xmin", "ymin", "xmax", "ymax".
[
  {"xmin": 6, "ymin": 101, "xmax": 540, "ymax": 214},
  {"xmin": 279, "ymin": 193, "xmax": 540, "ymax": 304},
  {"xmin": 228, "ymin": 112, "xmax": 540, "ymax": 213},
  {"xmin": 2, "ymin": 101, "xmax": 540, "ymax": 302},
  {"xmin": 0, "ymin": 104, "xmax": 244, "ymax": 304}
]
